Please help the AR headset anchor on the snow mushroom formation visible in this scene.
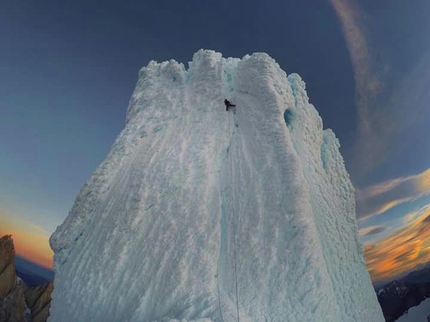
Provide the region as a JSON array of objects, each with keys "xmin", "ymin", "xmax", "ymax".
[{"xmin": 49, "ymin": 50, "xmax": 384, "ymax": 321}]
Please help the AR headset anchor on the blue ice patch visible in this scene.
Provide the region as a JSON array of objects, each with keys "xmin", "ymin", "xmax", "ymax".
[
  {"xmin": 284, "ymin": 109, "xmax": 294, "ymax": 129},
  {"xmin": 153, "ymin": 125, "xmax": 163, "ymax": 133}
]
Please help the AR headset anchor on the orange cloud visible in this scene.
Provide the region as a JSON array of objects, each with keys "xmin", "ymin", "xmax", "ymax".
[
  {"xmin": 358, "ymin": 225, "xmax": 386, "ymax": 237},
  {"xmin": 357, "ymin": 167, "xmax": 430, "ymax": 220},
  {"xmin": 404, "ymin": 205, "xmax": 430, "ymax": 224},
  {"xmin": 365, "ymin": 204, "xmax": 430, "ymax": 282},
  {"xmin": 417, "ymin": 168, "xmax": 430, "ymax": 191},
  {"xmin": 0, "ymin": 210, "xmax": 53, "ymax": 269},
  {"xmin": 370, "ymin": 198, "xmax": 411, "ymax": 218}
]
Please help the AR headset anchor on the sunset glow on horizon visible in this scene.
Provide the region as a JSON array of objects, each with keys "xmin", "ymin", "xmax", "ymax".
[
  {"xmin": 1, "ymin": 169, "xmax": 430, "ymax": 282},
  {"xmin": 0, "ymin": 210, "xmax": 53, "ymax": 270},
  {"xmin": 364, "ymin": 204, "xmax": 430, "ymax": 282}
]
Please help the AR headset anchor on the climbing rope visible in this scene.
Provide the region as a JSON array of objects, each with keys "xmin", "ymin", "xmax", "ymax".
[
  {"xmin": 217, "ymin": 263, "xmax": 225, "ymax": 322},
  {"xmin": 217, "ymin": 108, "xmax": 240, "ymax": 322},
  {"xmin": 230, "ymin": 111, "xmax": 240, "ymax": 322},
  {"xmin": 216, "ymin": 111, "xmax": 231, "ymax": 322}
]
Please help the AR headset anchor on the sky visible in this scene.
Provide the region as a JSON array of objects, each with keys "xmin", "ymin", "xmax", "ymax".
[{"xmin": 0, "ymin": 0, "xmax": 429, "ymax": 283}]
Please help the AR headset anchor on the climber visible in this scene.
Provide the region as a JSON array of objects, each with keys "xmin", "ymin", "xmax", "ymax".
[{"xmin": 224, "ymin": 99, "xmax": 236, "ymax": 111}]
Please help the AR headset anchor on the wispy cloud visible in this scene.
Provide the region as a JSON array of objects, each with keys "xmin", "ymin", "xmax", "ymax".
[
  {"xmin": 330, "ymin": 1, "xmax": 430, "ymax": 183},
  {"xmin": 329, "ymin": 0, "xmax": 384, "ymax": 179},
  {"xmin": 28, "ymin": 223, "xmax": 51, "ymax": 236},
  {"xmin": 359, "ymin": 225, "xmax": 386, "ymax": 237},
  {"xmin": 365, "ymin": 204, "xmax": 430, "ymax": 282},
  {"xmin": 404, "ymin": 205, "xmax": 430, "ymax": 224},
  {"xmin": 356, "ymin": 168, "xmax": 430, "ymax": 220}
]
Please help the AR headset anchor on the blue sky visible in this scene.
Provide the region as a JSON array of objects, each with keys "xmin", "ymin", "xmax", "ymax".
[
  {"xmin": 0, "ymin": 0, "xmax": 356, "ymax": 233},
  {"xmin": 1, "ymin": 0, "xmax": 430, "ymax": 280}
]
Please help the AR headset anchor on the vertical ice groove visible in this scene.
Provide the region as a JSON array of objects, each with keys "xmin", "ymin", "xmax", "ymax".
[{"xmin": 49, "ymin": 50, "xmax": 383, "ymax": 322}]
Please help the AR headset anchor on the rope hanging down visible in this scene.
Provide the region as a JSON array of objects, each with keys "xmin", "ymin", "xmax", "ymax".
[
  {"xmin": 229, "ymin": 111, "xmax": 240, "ymax": 322},
  {"xmin": 217, "ymin": 109, "xmax": 240, "ymax": 322}
]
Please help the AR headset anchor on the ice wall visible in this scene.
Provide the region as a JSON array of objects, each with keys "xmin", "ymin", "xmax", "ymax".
[{"xmin": 49, "ymin": 50, "xmax": 383, "ymax": 321}]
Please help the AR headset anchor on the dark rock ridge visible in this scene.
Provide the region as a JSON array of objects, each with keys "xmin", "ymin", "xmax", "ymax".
[
  {"xmin": 399, "ymin": 264, "xmax": 430, "ymax": 284},
  {"xmin": 25, "ymin": 281, "xmax": 54, "ymax": 322},
  {"xmin": 0, "ymin": 235, "xmax": 54, "ymax": 322},
  {"xmin": 0, "ymin": 235, "xmax": 25, "ymax": 322},
  {"xmin": 377, "ymin": 280, "xmax": 430, "ymax": 321}
]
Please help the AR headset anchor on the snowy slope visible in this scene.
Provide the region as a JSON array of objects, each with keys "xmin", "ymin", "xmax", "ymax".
[
  {"xmin": 49, "ymin": 50, "xmax": 383, "ymax": 322},
  {"xmin": 397, "ymin": 298, "xmax": 430, "ymax": 322}
]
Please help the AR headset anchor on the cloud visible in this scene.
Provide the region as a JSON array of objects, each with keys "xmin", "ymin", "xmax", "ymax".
[
  {"xmin": 365, "ymin": 204, "xmax": 430, "ymax": 282},
  {"xmin": 330, "ymin": 1, "xmax": 430, "ymax": 184},
  {"xmin": 359, "ymin": 226, "xmax": 386, "ymax": 236},
  {"xmin": 356, "ymin": 168, "xmax": 430, "ymax": 220},
  {"xmin": 29, "ymin": 224, "xmax": 51, "ymax": 236},
  {"xmin": 329, "ymin": 0, "xmax": 385, "ymax": 179},
  {"xmin": 404, "ymin": 205, "xmax": 430, "ymax": 224}
]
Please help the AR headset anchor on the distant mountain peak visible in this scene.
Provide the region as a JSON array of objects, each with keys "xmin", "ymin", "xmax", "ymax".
[{"xmin": 378, "ymin": 278, "xmax": 430, "ymax": 321}]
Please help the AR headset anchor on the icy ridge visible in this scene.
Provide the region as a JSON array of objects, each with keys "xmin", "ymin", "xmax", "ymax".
[{"xmin": 49, "ymin": 50, "xmax": 383, "ymax": 321}]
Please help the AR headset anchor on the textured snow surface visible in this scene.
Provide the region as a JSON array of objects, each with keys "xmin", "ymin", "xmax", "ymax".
[
  {"xmin": 49, "ymin": 50, "xmax": 383, "ymax": 322},
  {"xmin": 397, "ymin": 298, "xmax": 430, "ymax": 322}
]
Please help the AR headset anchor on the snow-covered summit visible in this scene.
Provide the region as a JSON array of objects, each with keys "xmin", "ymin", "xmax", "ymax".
[
  {"xmin": 377, "ymin": 280, "xmax": 409, "ymax": 298},
  {"xmin": 397, "ymin": 298, "xmax": 430, "ymax": 322},
  {"xmin": 49, "ymin": 50, "xmax": 383, "ymax": 321}
]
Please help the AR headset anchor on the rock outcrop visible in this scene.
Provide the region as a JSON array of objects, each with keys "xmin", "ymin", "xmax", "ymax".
[
  {"xmin": 25, "ymin": 280, "xmax": 54, "ymax": 322},
  {"xmin": 0, "ymin": 235, "xmax": 54, "ymax": 322},
  {"xmin": 0, "ymin": 235, "xmax": 25, "ymax": 322},
  {"xmin": 377, "ymin": 280, "xmax": 430, "ymax": 321}
]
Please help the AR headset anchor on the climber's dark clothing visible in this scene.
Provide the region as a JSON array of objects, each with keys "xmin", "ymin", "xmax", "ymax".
[{"xmin": 224, "ymin": 99, "xmax": 236, "ymax": 111}]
